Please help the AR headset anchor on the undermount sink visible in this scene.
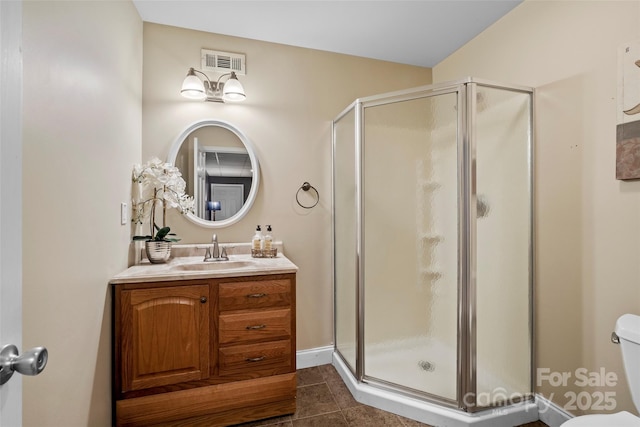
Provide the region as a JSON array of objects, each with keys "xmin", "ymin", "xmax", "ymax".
[{"xmin": 174, "ymin": 260, "xmax": 254, "ymax": 271}]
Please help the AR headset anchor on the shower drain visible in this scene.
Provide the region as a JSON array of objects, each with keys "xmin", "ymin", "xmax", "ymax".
[{"xmin": 418, "ymin": 360, "xmax": 435, "ymax": 372}]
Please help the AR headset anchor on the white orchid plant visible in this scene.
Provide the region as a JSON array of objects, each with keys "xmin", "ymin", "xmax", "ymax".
[{"xmin": 131, "ymin": 157, "xmax": 195, "ymax": 242}]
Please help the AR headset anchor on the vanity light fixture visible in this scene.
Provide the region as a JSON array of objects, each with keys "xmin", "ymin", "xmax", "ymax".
[{"xmin": 180, "ymin": 68, "xmax": 246, "ymax": 103}]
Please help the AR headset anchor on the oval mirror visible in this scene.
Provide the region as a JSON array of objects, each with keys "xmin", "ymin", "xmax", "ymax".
[{"xmin": 167, "ymin": 119, "xmax": 260, "ymax": 228}]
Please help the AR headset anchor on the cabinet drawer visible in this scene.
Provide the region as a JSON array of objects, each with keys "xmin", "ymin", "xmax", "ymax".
[
  {"xmin": 219, "ymin": 340, "xmax": 292, "ymax": 376},
  {"xmin": 219, "ymin": 309, "xmax": 291, "ymax": 345},
  {"xmin": 219, "ymin": 279, "xmax": 291, "ymax": 311}
]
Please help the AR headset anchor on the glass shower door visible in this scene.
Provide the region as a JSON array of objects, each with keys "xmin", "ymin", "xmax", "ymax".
[
  {"xmin": 361, "ymin": 92, "xmax": 459, "ymax": 401},
  {"xmin": 473, "ymin": 84, "xmax": 532, "ymax": 408},
  {"xmin": 333, "ymin": 106, "xmax": 358, "ymax": 374}
]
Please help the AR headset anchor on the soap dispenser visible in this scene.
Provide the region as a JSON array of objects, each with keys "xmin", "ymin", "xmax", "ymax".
[
  {"xmin": 252, "ymin": 225, "xmax": 263, "ymax": 251},
  {"xmin": 264, "ymin": 225, "xmax": 273, "ymax": 251}
]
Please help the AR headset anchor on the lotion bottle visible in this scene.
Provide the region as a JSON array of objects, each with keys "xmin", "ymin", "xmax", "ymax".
[
  {"xmin": 252, "ymin": 225, "xmax": 263, "ymax": 250},
  {"xmin": 264, "ymin": 225, "xmax": 273, "ymax": 251}
]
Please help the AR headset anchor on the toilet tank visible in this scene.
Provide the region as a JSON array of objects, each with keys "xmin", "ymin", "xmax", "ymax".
[{"xmin": 616, "ymin": 313, "xmax": 640, "ymax": 413}]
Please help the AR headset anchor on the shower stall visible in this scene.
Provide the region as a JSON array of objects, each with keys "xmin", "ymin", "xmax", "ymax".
[{"xmin": 332, "ymin": 78, "xmax": 535, "ymax": 426}]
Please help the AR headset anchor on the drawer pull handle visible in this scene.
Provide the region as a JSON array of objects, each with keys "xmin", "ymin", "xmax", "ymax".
[
  {"xmin": 246, "ymin": 293, "xmax": 267, "ymax": 298},
  {"xmin": 245, "ymin": 356, "xmax": 266, "ymax": 362},
  {"xmin": 246, "ymin": 324, "xmax": 266, "ymax": 330},
  {"xmin": 200, "ymin": 297, "xmax": 207, "ymax": 303}
]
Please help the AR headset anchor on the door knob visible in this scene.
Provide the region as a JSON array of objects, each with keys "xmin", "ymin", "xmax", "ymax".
[{"xmin": 0, "ymin": 344, "xmax": 48, "ymax": 385}]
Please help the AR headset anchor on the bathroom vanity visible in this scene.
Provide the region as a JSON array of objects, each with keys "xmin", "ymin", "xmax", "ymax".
[{"xmin": 110, "ymin": 247, "xmax": 298, "ymax": 426}]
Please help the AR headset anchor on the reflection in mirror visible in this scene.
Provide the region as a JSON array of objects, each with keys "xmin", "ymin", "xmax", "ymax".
[{"xmin": 168, "ymin": 120, "xmax": 260, "ymax": 228}]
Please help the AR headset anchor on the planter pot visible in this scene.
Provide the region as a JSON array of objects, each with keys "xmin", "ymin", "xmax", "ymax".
[{"xmin": 145, "ymin": 241, "xmax": 172, "ymax": 264}]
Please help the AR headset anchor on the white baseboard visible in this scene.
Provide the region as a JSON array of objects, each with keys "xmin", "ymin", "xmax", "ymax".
[
  {"xmin": 296, "ymin": 345, "xmax": 334, "ymax": 369},
  {"xmin": 536, "ymin": 393, "xmax": 572, "ymax": 427}
]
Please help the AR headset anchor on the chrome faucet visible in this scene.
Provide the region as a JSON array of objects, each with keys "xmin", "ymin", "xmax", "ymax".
[
  {"xmin": 211, "ymin": 234, "xmax": 220, "ymax": 258},
  {"xmin": 204, "ymin": 234, "xmax": 228, "ymax": 262}
]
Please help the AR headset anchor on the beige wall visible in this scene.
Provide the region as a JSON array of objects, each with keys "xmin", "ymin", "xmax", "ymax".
[
  {"xmin": 434, "ymin": 0, "xmax": 640, "ymax": 416},
  {"xmin": 142, "ymin": 23, "xmax": 432, "ymax": 351},
  {"xmin": 22, "ymin": 2, "xmax": 142, "ymax": 426}
]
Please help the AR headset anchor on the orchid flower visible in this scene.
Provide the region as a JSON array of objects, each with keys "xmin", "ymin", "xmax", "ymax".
[{"xmin": 131, "ymin": 157, "xmax": 194, "ymax": 241}]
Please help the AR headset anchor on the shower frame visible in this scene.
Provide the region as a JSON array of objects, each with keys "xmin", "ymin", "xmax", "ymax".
[{"xmin": 331, "ymin": 77, "xmax": 535, "ymax": 415}]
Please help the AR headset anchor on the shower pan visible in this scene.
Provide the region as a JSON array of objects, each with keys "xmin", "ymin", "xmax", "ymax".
[{"xmin": 332, "ymin": 78, "xmax": 536, "ymax": 426}]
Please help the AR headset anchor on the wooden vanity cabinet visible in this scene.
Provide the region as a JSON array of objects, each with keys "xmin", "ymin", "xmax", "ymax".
[{"xmin": 112, "ymin": 273, "xmax": 296, "ymax": 427}]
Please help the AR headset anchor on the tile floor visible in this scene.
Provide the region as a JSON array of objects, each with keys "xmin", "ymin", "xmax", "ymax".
[{"xmin": 232, "ymin": 364, "xmax": 549, "ymax": 427}]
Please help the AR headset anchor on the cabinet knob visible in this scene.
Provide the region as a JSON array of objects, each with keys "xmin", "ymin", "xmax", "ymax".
[{"xmin": 200, "ymin": 297, "xmax": 208, "ymax": 303}]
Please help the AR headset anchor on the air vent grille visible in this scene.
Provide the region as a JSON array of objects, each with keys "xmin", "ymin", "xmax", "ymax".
[{"xmin": 201, "ymin": 49, "xmax": 246, "ymax": 75}]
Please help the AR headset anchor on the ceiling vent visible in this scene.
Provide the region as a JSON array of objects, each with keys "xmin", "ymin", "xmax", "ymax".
[{"xmin": 201, "ymin": 49, "xmax": 246, "ymax": 75}]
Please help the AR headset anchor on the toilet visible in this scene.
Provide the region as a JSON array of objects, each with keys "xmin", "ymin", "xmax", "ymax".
[{"xmin": 561, "ymin": 314, "xmax": 640, "ymax": 426}]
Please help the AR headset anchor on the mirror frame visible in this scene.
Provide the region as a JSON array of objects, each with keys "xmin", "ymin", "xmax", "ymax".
[{"xmin": 167, "ymin": 119, "xmax": 260, "ymax": 229}]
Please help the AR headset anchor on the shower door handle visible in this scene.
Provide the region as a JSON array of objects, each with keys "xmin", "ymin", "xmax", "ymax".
[{"xmin": 0, "ymin": 344, "xmax": 48, "ymax": 385}]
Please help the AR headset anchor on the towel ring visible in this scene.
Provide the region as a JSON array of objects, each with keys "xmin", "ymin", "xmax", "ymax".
[{"xmin": 296, "ymin": 182, "xmax": 319, "ymax": 209}]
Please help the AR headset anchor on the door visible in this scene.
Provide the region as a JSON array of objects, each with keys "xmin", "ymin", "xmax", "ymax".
[
  {"xmin": 211, "ymin": 184, "xmax": 244, "ymax": 221},
  {"xmin": 0, "ymin": 0, "xmax": 23, "ymax": 425},
  {"xmin": 193, "ymin": 137, "xmax": 207, "ymax": 219},
  {"xmin": 362, "ymin": 92, "xmax": 459, "ymax": 402}
]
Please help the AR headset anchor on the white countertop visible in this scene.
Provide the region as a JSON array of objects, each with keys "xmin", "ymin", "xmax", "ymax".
[{"xmin": 110, "ymin": 251, "xmax": 298, "ymax": 284}]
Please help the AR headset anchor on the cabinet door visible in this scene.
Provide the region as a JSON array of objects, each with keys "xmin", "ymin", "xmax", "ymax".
[{"xmin": 120, "ymin": 285, "xmax": 210, "ymax": 392}]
